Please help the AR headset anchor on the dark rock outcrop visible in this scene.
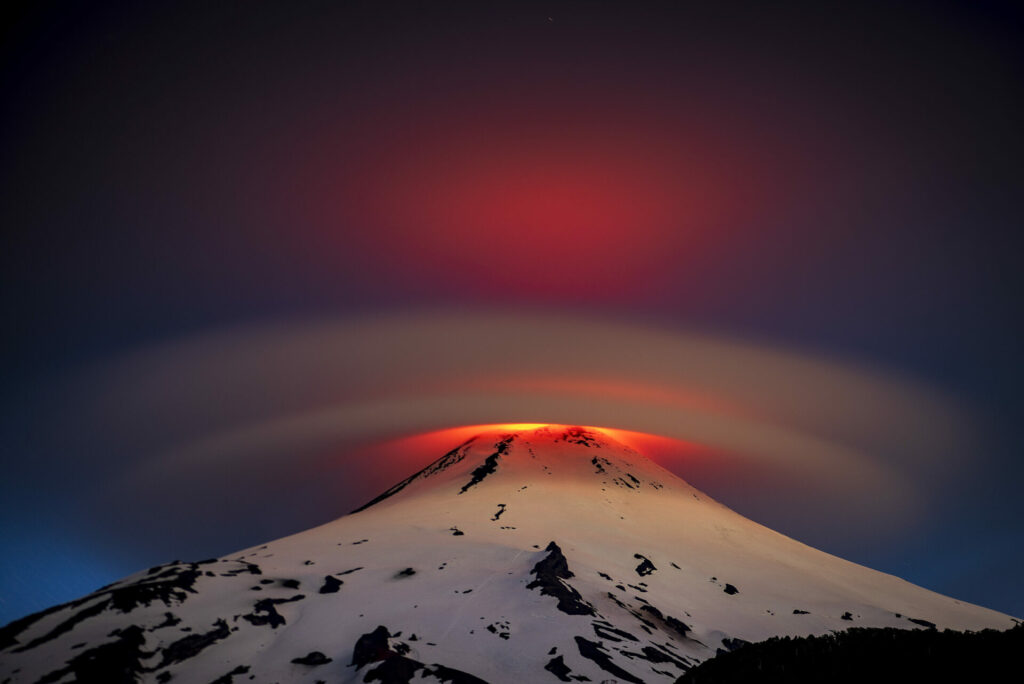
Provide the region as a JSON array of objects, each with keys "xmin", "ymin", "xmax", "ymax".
[{"xmin": 527, "ymin": 543, "xmax": 595, "ymax": 616}]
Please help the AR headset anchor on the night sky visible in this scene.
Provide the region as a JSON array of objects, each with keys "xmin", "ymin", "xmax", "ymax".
[{"xmin": 2, "ymin": 1, "xmax": 1023, "ymax": 625}]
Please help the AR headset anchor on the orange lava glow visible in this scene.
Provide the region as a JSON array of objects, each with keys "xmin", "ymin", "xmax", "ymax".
[
  {"xmin": 423, "ymin": 423, "xmax": 622, "ymax": 441},
  {"xmin": 393, "ymin": 423, "xmax": 620, "ymax": 450},
  {"xmin": 486, "ymin": 423, "xmax": 553, "ymax": 431},
  {"xmin": 339, "ymin": 423, "xmax": 711, "ymax": 485}
]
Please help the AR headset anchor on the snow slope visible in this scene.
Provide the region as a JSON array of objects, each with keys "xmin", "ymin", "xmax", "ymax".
[{"xmin": 0, "ymin": 426, "xmax": 1016, "ymax": 683}]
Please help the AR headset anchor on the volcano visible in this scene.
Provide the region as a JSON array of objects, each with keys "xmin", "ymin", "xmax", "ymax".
[{"xmin": 0, "ymin": 426, "xmax": 1014, "ymax": 683}]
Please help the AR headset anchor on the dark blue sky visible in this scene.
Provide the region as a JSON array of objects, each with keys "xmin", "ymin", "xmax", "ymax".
[{"xmin": 2, "ymin": 0, "xmax": 1023, "ymax": 624}]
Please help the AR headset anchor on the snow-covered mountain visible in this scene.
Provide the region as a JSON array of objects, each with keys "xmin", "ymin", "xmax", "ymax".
[{"xmin": 0, "ymin": 426, "xmax": 1015, "ymax": 683}]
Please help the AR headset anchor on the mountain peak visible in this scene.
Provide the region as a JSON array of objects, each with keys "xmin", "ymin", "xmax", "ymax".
[
  {"xmin": 470, "ymin": 424, "xmax": 618, "ymax": 446},
  {"xmin": 438, "ymin": 424, "xmax": 632, "ymax": 454},
  {"xmin": 1, "ymin": 426, "xmax": 1014, "ymax": 684},
  {"xmin": 352, "ymin": 424, "xmax": 670, "ymax": 514}
]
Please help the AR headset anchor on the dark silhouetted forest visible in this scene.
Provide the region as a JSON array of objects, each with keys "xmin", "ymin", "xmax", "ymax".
[{"xmin": 677, "ymin": 623, "xmax": 1023, "ymax": 683}]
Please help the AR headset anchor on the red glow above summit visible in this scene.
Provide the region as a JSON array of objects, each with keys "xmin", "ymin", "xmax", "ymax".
[{"xmin": 287, "ymin": 102, "xmax": 797, "ymax": 301}]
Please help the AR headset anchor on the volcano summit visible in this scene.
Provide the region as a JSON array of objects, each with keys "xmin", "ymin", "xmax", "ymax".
[{"xmin": 0, "ymin": 426, "xmax": 1014, "ymax": 683}]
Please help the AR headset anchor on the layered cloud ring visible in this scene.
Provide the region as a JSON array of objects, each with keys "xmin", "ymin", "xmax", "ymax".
[{"xmin": 63, "ymin": 311, "xmax": 972, "ymax": 538}]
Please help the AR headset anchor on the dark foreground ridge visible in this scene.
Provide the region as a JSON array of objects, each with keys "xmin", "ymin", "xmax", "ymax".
[{"xmin": 676, "ymin": 623, "xmax": 1024, "ymax": 684}]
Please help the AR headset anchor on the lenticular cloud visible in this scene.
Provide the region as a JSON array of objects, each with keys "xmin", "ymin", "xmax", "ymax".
[{"xmin": 63, "ymin": 310, "xmax": 972, "ymax": 533}]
